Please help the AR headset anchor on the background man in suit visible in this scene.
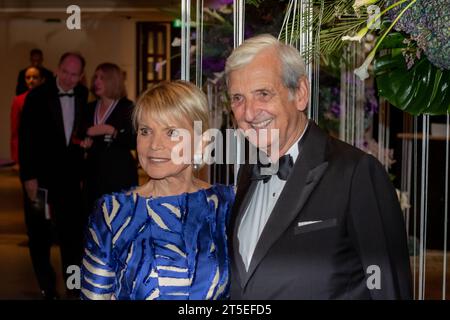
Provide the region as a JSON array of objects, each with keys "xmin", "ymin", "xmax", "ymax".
[
  {"xmin": 225, "ymin": 34, "xmax": 412, "ymax": 299},
  {"xmin": 19, "ymin": 52, "xmax": 88, "ymax": 299},
  {"xmin": 16, "ymin": 48, "xmax": 54, "ymax": 95}
]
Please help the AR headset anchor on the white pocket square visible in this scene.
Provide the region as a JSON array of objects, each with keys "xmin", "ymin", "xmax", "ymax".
[{"xmin": 297, "ymin": 220, "xmax": 322, "ymax": 228}]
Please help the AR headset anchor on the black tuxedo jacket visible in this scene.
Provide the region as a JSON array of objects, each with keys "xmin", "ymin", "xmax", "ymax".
[
  {"xmin": 19, "ymin": 79, "xmax": 88, "ymax": 200},
  {"xmin": 229, "ymin": 121, "xmax": 412, "ymax": 299}
]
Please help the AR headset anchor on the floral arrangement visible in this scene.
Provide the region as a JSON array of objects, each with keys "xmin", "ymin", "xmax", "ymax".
[
  {"xmin": 335, "ymin": 0, "xmax": 450, "ymax": 115},
  {"xmin": 386, "ymin": 0, "xmax": 450, "ymax": 70},
  {"xmin": 318, "ymin": 79, "xmax": 379, "ymax": 138}
]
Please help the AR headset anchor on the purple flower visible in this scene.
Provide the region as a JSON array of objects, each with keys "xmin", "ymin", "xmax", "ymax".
[
  {"xmin": 203, "ymin": 57, "xmax": 225, "ymax": 73},
  {"xmin": 364, "ymin": 88, "xmax": 379, "ymax": 115},
  {"xmin": 331, "ymin": 87, "xmax": 340, "ymax": 96},
  {"xmin": 330, "ymin": 101, "xmax": 340, "ymax": 117},
  {"xmin": 244, "ymin": 25, "xmax": 254, "ymax": 39}
]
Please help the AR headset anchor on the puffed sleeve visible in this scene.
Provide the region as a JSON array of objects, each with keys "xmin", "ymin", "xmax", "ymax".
[
  {"xmin": 81, "ymin": 196, "xmax": 117, "ymax": 300},
  {"xmin": 347, "ymin": 154, "xmax": 412, "ymax": 299}
]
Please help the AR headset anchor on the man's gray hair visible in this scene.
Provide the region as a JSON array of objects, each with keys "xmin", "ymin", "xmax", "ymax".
[{"xmin": 225, "ymin": 34, "xmax": 307, "ymax": 94}]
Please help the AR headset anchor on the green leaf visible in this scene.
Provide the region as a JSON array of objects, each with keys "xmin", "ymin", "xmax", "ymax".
[
  {"xmin": 377, "ymin": 32, "xmax": 407, "ymax": 50},
  {"xmin": 375, "ymin": 52, "xmax": 450, "ymax": 115},
  {"xmin": 246, "ymin": 0, "xmax": 264, "ymax": 7}
]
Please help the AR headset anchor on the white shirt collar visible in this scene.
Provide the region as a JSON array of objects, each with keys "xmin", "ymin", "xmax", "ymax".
[{"xmin": 283, "ymin": 121, "xmax": 309, "ymax": 163}]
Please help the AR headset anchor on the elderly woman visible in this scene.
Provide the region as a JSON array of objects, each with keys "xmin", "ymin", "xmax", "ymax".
[
  {"xmin": 80, "ymin": 81, "xmax": 235, "ymax": 300},
  {"xmin": 81, "ymin": 63, "xmax": 138, "ymax": 214}
]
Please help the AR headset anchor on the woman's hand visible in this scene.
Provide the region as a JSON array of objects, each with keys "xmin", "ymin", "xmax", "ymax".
[
  {"xmin": 24, "ymin": 179, "xmax": 38, "ymax": 202},
  {"xmin": 86, "ymin": 124, "xmax": 116, "ymax": 137},
  {"xmin": 80, "ymin": 137, "xmax": 93, "ymax": 149}
]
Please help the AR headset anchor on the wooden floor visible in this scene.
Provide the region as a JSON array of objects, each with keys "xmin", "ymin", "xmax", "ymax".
[
  {"xmin": 0, "ymin": 165, "xmax": 448, "ymax": 300},
  {"xmin": 0, "ymin": 166, "xmax": 65, "ymax": 299},
  {"xmin": 411, "ymin": 254, "xmax": 450, "ymax": 299}
]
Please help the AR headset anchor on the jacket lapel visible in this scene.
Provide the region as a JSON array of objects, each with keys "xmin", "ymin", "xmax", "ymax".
[
  {"xmin": 49, "ymin": 83, "xmax": 66, "ymax": 147},
  {"xmin": 72, "ymin": 85, "xmax": 84, "ymax": 141},
  {"xmin": 241, "ymin": 121, "xmax": 330, "ymax": 288}
]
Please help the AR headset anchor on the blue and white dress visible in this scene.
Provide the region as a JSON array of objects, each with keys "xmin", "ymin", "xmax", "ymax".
[{"xmin": 80, "ymin": 184, "xmax": 235, "ymax": 300}]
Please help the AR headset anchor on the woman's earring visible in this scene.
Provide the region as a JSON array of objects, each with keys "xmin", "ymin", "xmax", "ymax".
[{"xmin": 193, "ymin": 153, "xmax": 202, "ymax": 170}]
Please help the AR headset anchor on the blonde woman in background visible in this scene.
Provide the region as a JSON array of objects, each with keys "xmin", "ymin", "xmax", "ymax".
[{"xmin": 81, "ymin": 63, "xmax": 138, "ymax": 215}]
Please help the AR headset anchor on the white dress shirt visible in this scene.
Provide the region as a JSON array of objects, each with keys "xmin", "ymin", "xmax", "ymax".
[
  {"xmin": 56, "ymin": 79, "xmax": 75, "ymax": 146},
  {"xmin": 238, "ymin": 123, "xmax": 309, "ymax": 271}
]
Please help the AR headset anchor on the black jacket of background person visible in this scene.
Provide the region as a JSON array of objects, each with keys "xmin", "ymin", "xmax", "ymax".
[{"xmin": 19, "ymin": 78, "xmax": 88, "ymax": 202}]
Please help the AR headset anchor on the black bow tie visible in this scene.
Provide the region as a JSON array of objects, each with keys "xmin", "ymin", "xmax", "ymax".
[
  {"xmin": 251, "ymin": 154, "xmax": 294, "ymax": 183},
  {"xmin": 58, "ymin": 92, "xmax": 74, "ymax": 97}
]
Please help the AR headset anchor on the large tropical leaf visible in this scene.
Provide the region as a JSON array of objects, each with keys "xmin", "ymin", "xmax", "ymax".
[{"xmin": 374, "ymin": 37, "xmax": 450, "ymax": 115}]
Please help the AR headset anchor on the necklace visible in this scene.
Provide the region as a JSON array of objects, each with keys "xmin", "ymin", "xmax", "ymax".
[{"xmin": 94, "ymin": 99, "xmax": 118, "ymax": 125}]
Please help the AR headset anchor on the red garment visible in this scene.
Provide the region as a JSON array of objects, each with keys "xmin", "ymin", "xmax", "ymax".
[{"xmin": 10, "ymin": 91, "xmax": 29, "ymax": 163}]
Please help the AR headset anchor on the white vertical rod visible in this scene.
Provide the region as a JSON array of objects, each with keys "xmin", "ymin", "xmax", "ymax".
[
  {"xmin": 290, "ymin": 0, "xmax": 298, "ymax": 44},
  {"xmin": 233, "ymin": 0, "xmax": 245, "ymax": 49},
  {"xmin": 443, "ymin": 112, "xmax": 449, "ymax": 300},
  {"xmin": 339, "ymin": 56, "xmax": 346, "ymax": 142},
  {"xmin": 419, "ymin": 114, "xmax": 430, "ymax": 300},
  {"xmin": 312, "ymin": 0, "xmax": 324, "ymax": 124},
  {"xmin": 413, "ymin": 115, "xmax": 418, "ymax": 299},
  {"xmin": 402, "ymin": 114, "xmax": 412, "ymax": 236},
  {"xmin": 181, "ymin": 0, "xmax": 191, "ymax": 81},
  {"xmin": 307, "ymin": 0, "xmax": 313, "ymax": 118},
  {"xmin": 351, "ymin": 43, "xmax": 356, "ymax": 146},
  {"xmin": 385, "ymin": 104, "xmax": 391, "ymax": 170},
  {"xmin": 233, "ymin": 0, "xmax": 245, "ymax": 185},
  {"xmin": 278, "ymin": 0, "xmax": 294, "ymax": 43},
  {"xmin": 401, "ymin": 115, "xmax": 407, "ymax": 221},
  {"xmin": 195, "ymin": 0, "xmax": 204, "ymax": 87}
]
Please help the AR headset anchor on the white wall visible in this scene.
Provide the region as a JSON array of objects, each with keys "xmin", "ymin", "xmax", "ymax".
[{"xmin": 0, "ymin": 13, "xmax": 169, "ymax": 160}]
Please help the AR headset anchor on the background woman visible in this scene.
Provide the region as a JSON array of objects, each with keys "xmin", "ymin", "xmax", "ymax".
[{"xmin": 81, "ymin": 63, "xmax": 138, "ymax": 214}]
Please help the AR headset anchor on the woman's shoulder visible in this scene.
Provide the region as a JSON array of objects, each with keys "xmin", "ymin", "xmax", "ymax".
[
  {"xmin": 189, "ymin": 179, "xmax": 234, "ymax": 201},
  {"xmin": 98, "ymin": 189, "xmax": 138, "ymax": 205},
  {"xmin": 87, "ymin": 190, "xmax": 146, "ymax": 237},
  {"xmin": 92, "ymin": 190, "xmax": 139, "ymax": 219}
]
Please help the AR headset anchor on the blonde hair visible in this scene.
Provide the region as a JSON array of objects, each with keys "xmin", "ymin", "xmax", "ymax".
[
  {"xmin": 91, "ymin": 63, "xmax": 127, "ymax": 100},
  {"xmin": 133, "ymin": 80, "xmax": 210, "ymax": 134}
]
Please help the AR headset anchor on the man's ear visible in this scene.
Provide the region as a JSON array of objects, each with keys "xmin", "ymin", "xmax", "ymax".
[
  {"xmin": 230, "ymin": 113, "xmax": 238, "ymax": 129},
  {"xmin": 295, "ymin": 76, "xmax": 309, "ymax": 112}
]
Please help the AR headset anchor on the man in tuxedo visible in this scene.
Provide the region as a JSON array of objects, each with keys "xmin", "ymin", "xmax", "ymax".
[
  {"xmin": 225, "ymin": 34, "xmax": 412, "ymax": 299},
  {"xmin": 19, "ymin": 52, "xmax": 88, "ymax": 299},
  {"xmin": 16, "ymin": 48, "xmax": 54, "ymax": 95}
]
